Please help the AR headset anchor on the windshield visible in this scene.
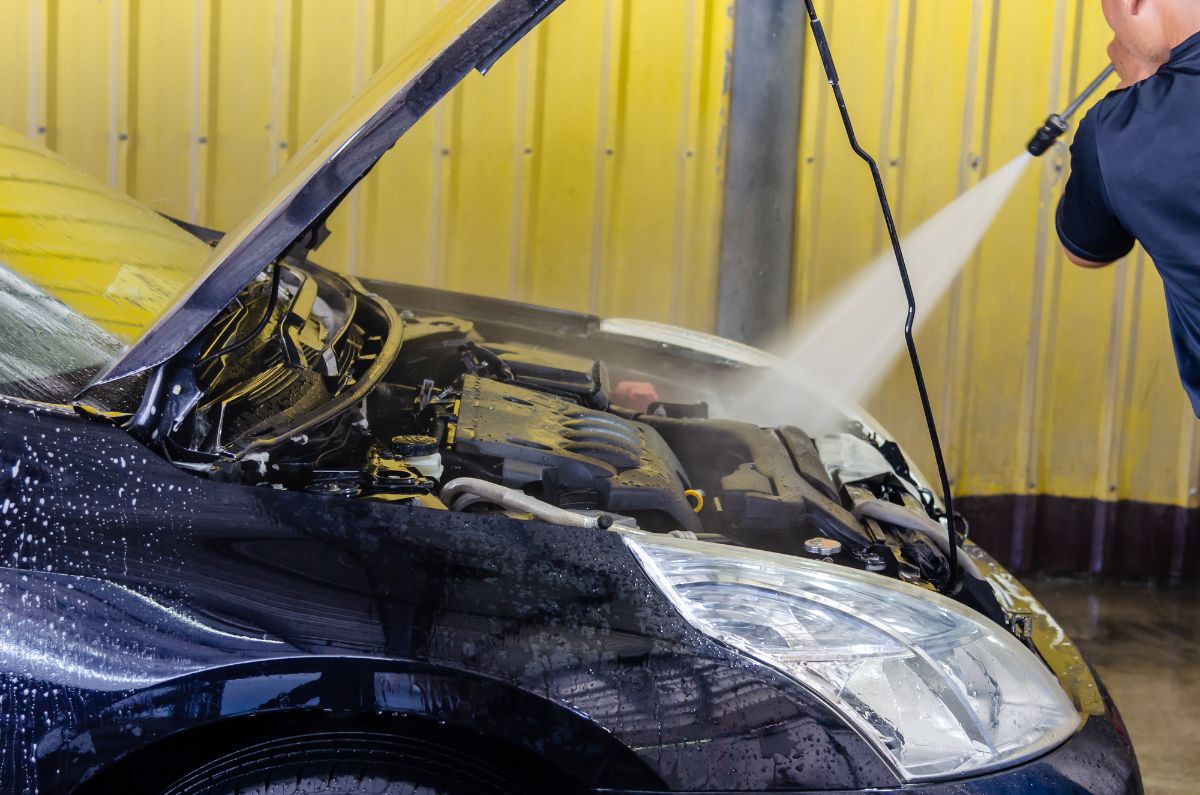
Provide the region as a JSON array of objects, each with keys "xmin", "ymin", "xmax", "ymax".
[
  {"xmin": 0, "ymin": 126, "xmax": 211, "ymax": 402},
  {"xmin": 0, "ymin": 269, "xmax": 123, "ymax": 403}
]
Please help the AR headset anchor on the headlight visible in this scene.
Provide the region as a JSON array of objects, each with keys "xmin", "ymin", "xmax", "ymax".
[{"xmin": 623, "ymin": 533, "xmax": 1079, "ymax": 782}]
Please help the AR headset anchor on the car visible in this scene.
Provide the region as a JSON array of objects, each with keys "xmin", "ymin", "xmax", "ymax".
[{"xmin": 0, "ymin": 0, "xmax": 1141, "ymax": 793}]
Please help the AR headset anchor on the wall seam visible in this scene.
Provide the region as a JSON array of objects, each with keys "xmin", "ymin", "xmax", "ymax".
[
  {"xmin": 668, "ymin": 0, "xmax": 699, "ymax": 326},
  {"xmin": 188, "ymin": 0, "xmax": 214, "ymax": 225},
  {"xmin": 510, "ymin": 29, "xmax": 544, "ymax": 301}
]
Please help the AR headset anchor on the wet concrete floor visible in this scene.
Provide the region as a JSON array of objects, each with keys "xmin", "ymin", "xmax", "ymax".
[{"xmin": 1028, "ymin": 577, "xmax": 1200, "ymax": 795}]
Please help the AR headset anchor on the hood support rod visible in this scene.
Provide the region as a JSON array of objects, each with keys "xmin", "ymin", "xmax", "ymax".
[{"xmin": 801, "ymin": 0, "xmax": 961, "ymax": 592}]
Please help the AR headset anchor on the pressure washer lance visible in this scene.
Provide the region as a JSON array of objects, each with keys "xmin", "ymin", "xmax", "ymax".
[{"xmin": 1027, "ymin": 64, "xmax": 1117, "ymax": 156}]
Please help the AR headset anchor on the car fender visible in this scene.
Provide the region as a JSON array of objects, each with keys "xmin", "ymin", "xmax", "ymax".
[
  {"xmin": 51, "ymin": 656, "xmax": 660, "ymax": 792},
  {"xmin": 0, "ymin": 401, "xmax": 896, "ymax": 794}
]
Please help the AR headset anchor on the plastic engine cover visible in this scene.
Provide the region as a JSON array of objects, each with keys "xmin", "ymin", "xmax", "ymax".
[{"xmin": 454, "ymin": 375, "xmax": 700, "ymax": 532}]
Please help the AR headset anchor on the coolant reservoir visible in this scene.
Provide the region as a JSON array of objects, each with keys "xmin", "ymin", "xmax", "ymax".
[{"xmin": 390, "ymin": 434, "xmax": 444, "ymax": 480}]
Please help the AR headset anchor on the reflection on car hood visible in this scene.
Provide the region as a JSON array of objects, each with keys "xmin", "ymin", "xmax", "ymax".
[{"xmin": 97, "ymin": 0, "xmax": 563, "ymax": 385}]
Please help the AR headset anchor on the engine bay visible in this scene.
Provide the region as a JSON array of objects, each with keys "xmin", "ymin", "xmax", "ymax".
[{"xmin": 102, "ymin": 262, "xmax": 1006, "ymax": 619}]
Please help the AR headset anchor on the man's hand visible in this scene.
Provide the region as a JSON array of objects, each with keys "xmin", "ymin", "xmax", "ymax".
[{"xmin": 1108, "ymin": 36, "xmax": 1168, "ymax": 88}]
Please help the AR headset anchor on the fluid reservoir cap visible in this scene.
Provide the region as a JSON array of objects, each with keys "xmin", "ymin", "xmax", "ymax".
[
  {"xmin": 391, "ymin": 434, "xmax": 438, "ymax": 457},
  {"xmin": 804, "ymin": 537, "xmax": 842, "ymax": 556}
]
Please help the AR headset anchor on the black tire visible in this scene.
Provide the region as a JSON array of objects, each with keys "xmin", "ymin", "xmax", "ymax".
[{"xmin": 161, "ymin": 730, "xmax": 537, "ymax": 795}]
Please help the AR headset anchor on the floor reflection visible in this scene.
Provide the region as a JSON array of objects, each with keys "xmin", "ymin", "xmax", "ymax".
[{"xmin": 1029, "ymin": 577, "xmax": 1200, "ymax": 795}]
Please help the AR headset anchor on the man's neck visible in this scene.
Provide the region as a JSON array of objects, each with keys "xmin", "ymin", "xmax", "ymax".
[{"xmin": 1163, "ymin": 5, "xmax": 1200, "ymax": 50}]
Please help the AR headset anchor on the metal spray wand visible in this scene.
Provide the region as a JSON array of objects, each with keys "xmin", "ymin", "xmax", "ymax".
[{"xmin": 1027, "ymin": 64, "xmax": 1117, "ymax": 156}]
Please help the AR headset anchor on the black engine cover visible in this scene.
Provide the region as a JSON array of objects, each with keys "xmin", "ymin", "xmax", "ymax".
[{"xmin": 453, "ymin": 375, "xmax": 700, "ymax": 532}]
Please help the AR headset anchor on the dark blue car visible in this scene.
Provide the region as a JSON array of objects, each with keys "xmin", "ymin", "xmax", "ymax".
[{"xmin": 0, "ymin": 1, "xmax": 1139, "ymax": 792}]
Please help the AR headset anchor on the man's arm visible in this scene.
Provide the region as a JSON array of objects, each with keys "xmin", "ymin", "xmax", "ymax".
[
  {"xmin": 1056, "ymin": 109, "xmax": 1135, "ymax": 267},
  {"xmin": 1063, "ymin": 249, "xmax": 1115, "ymax": 268}
]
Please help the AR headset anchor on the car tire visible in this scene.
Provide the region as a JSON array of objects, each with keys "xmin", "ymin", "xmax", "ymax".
[{"xmin": 161, "ymin": 730, "xmax": 534, "ymax": 795}]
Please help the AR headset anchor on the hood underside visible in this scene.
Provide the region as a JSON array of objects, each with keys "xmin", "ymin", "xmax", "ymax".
[{"xmin": 96, "ymin": 0, "xmax": 562, "ymax": 386}]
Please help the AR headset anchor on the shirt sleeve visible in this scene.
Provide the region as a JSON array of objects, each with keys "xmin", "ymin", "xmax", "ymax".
[{"xmin": 1056, "ymin": 111, "xmax": 1136, "ymax": 263}]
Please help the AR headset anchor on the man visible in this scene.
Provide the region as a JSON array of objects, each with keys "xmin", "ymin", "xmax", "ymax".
[{"xmin": 1057, "ymin": 0, "xmax": 1200, "ymax": 413}]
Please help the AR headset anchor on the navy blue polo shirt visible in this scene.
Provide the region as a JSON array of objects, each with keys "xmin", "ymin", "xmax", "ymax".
[{"xmin": 1057, "ymin": 31, "xmax": 1200, "ymax": 415}]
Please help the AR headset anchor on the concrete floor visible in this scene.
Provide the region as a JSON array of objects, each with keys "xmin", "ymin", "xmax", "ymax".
[{"xmin": 1028, "ymin": 577, "xmax": 1200, "ymax": 795}]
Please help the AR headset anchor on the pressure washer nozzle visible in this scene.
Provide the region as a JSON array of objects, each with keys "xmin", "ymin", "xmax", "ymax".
[
  {"xmin": 1027, "ymin": 113, "xmax": 1069, "ymax": 157},
  {"xmin": 1026, "ymin": 64, "xmax": 1117, "ymax": 157}
]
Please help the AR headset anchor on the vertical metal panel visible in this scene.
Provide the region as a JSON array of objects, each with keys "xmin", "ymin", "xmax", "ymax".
[
  {"xmin": 1031, "ymin": 2, "xmax": 1113, "ymax": 502},
  {"xmin": 1015, "ymin": 0, "xmax": 1092, "ymax": 565},
  {"xmin": 290, "ymin": 0, "xmax": 357, "ymax": 270},
  {"xmin": 359, "ymin": 2, "xmax": 443, "ymax": 286},
  {"xmin": 602, "ymin": 1, "xmax": 720, "ymax": 325},
  {"xmin": 207, "ymin": 0, "xmax": 275, "ymax": 230},
  {"xmin": 675, "ymin": 0, "xmax": 730, "ymax": 331},
  {"xmin": 344, "ymin": 0, "xmax": 380, "ymax": 275},
  {"xmin": 49, "ymin": 0, "xmax": 113, "ymax": 169},
  {"xmin": 0, "ymin": 1, "xmax": 31, "ymax": 132},
  {"xmin": 440, "ymin": 28, "xmax": 533, "ymax": 298},
  {"xmin": 187, "ymin": 0, "xmax": 214, "ymax": 223},
  {"xmin": 518, "ymin": 0, "xmax": 608, "ymax": 313},
  {"xmin": 127, "ymin": 0, "xmax": 193, "ymax": 217}
]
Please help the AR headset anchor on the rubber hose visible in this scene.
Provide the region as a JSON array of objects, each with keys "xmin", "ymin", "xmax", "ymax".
[
  {"xmin": 851, "ymin": 499, "xmax": 981, "ymax": 579},
  {"xmin": 440, "ymin": 477, "xmax": 601, "ymax": 529}
]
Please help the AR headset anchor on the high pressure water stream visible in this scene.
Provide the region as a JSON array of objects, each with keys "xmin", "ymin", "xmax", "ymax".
[
  {"xmin": 732, "ymin": 60, "xmax": 1118, "ymax": 431},
  {"xmin": 728, "ymin": 8, "xmax": 1112, "ymax": 590},
  {"xmin": 736, "ymin": 153, "xmax": 1034, "ymax": 430}
]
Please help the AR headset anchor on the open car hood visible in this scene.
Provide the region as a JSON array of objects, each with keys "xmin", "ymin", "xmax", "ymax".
[{"xmin": 96, "ymin": 0, "xmax": 562, "ymax": 385}]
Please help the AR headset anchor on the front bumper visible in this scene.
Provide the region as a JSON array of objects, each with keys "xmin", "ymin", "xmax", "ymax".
[{"xmin": 599, "ymin": 690, "xmax": 1141, "ymax": 794}]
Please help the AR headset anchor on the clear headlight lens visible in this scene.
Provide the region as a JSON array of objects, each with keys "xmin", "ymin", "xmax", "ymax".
[{"xmin": 624, "ymin": 533, "xmax": 1079, "ymax": 782}]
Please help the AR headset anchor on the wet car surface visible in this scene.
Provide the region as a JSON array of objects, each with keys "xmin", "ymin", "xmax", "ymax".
[{"xmin": 0, "ymin": 0, "xmax": 1141, "ymax": 792}]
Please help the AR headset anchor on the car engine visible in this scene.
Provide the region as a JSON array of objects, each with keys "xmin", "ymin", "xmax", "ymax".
[
  {"xmin": 119, "ymin": 266, "xmax": 996, "ymax": 608},
  {"xmin": 272, "ymin": 310, "xmax": 712, "ymax": 535}
]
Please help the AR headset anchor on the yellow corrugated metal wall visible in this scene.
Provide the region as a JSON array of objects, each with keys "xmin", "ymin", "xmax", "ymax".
[
  {"xmin": 797, "ymin": 0, "xmax": 1199, "ymax": 514},
  {"xmin": 0, "ymin": 0, "xmax": 1193, "ymax": 514},
  {"xmin": 0, "ymin": 0, "xmax": 732, "ymax": 332}
]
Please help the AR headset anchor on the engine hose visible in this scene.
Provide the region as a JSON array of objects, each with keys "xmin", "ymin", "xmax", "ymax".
[
  {"xmin": 440, "ymin": 477, "xmax": 605, "ymax": 529},
  {"xmin": 851, "ymin": 499, "xmax": 981, "ymax": 580}
]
